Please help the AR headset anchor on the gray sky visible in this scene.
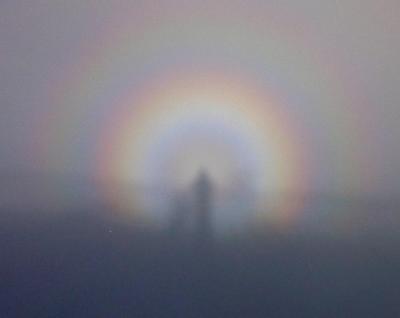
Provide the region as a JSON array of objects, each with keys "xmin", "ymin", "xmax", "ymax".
[{"xmin": 0, "ymin": 0, "xmax": 399, "ymax": 196}]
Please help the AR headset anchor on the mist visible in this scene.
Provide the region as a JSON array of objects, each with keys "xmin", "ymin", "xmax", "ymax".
[{"xmin": 1, "ymin": 1, "xmax": 400, "ymax": 317}]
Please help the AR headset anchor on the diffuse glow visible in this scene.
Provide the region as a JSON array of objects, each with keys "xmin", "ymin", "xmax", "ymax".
[{"xmin": 39, "ymin": 2, "xmax": 370, "ymax": 226}]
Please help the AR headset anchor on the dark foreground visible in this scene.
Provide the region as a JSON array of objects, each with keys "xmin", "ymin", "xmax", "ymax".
[{"xmin": 1, "ymin": 210, "xmax": 399, "ymax": 318}]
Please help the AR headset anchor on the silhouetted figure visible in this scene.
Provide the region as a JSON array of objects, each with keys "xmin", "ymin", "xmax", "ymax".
[{"xmin": 192, "ymin": 169, "xmax": 214, "ymax": 247}]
